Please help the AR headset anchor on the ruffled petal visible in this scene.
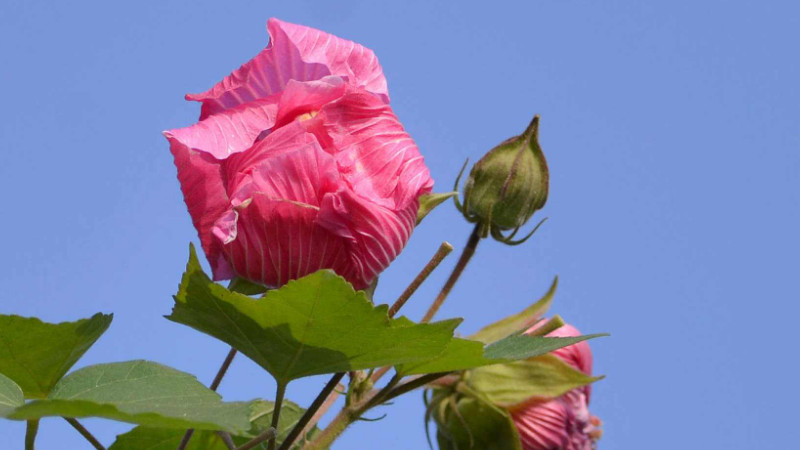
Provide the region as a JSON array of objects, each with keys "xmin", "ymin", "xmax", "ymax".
[
  {"xmin": 316, "ymin": 188, "xmax": 417, "ymax": 289},
  {"xmin": 165, "ymin": 97, "xmax": 279, "ymax": 159},
  {"xmin": 165, "ymin": 132, "xmax": 233, "ymax": 280},
  {"xmin": 307, "ymin": 87, "xmax": 433, "ymax": 210},
  {"xmin": 272, "ymin": 18, "xmax": 388, "ymax": 103},
  {"xmin": 220, "ymin": 135, "xmax": 346, "ymax": 287},
  {"xmin": 187, "ymin": 18, "xmax": 388, "ymax": 119}
]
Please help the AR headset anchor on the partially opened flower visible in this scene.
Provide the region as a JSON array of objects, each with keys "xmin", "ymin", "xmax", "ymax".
[
  {"xmin": 510, "ymin": 322, "xmax": 602, "ymax": 450},
  {"xmin": 165, "ymin": 19, "xmax": 433, "ymax": 290}
]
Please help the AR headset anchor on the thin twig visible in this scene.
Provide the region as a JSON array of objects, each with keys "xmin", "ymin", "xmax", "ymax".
[
  {"xmin": 177, "ymin": 347, "xmax": 238, "ymax": 450},
  {"xmin": 277, "ymin": 373, "xmax": 346, "ymax": 450},
  {"xmin": 210, "ymin": 347, "xmax": 238, "ymax": 390},
  {"xmin": 388, "ymin": 242, "xmax": 453, "ymax": 317},
  {"xmin": 382, "ymin": 372, "xmax": 451, "ymax": 403},
  {"xmin": 217, "ymin": 431, "xmax": 236, "ymax": 450},
  {"xmin": 237, "ymin": 428, "xmax": 277, "ymax": 450},
  {"xmin": 421, "ymin": 225, "xmax": 482, "ymax": 323},
  {"xmin": 64, "ymin": 418, "xmax": 105, "ymax": 450}
]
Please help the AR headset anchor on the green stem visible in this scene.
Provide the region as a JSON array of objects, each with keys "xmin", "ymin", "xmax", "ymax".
[
  {"xmin": 421, "ymin": 225, "xmax": 481, "ymax": 323},
  {"xmin": 268, "ymin": 383, "xmax": 287, "ymax": 450},
  {"xmin": 25, "ymin": 419, "xmax": 39, "ymax": 450}
]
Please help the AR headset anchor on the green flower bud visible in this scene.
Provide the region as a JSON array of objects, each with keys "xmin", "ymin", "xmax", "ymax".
[
  {"xmin": 426, "ymin": 383, "xmax": 522, "ymax": 450},
  {"xmin": 456, "ymin": 115, "xmax": 549, "ymax": 245}
]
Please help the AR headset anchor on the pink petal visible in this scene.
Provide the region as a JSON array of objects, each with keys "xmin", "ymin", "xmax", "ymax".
[
  {"xmin": 187, "ymin": 18, "xmax": 388, "ymax": 120},
  {"xmin": 316, "ymin": 188, "xmax": 418, "ymax": 289},
  {"xmin": 309, "ymin": 87, "xmax": 434, "ymax": 210},
  {"xmin": 512, "ymin": 392, "xmax": 598, "ymax": 450},
  {"xmin": 513, "ymin": 399, "xmax": 570, "ymax": 450},
  {"xmin": 220, "ymin": 134, "xmax": 347, "ymax": 288},
  {"xmin": 165, "ymin": 131, "xmax": 233, "ymax": 280},
  {"xmin": 272, "ymin": 19, "xmax": 388, "ymax": 103},
  {"xmin": 165, "ymin": 97, "xmax": 279, "ymax": 160}
]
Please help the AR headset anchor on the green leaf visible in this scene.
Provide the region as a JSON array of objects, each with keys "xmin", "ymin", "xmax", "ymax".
[
  {"xmin": 167, "ymin": 245, "xmax": 460, "ymax": 384},
  {"xmin": 110, "ymin": 427, "xmax": 229, "ymax": 450},
  {"xmin": 435, "ymin": 396, "xmax": 521, "ymax": 450},
  {"xmin": 228, "ymin": 277, "xmax": 268, "ymax": 296},
  {"xmin": 9, "ymin": 360, "xmax": 251, "ymax": 433},
  {"xmin": 0, "ymin": 372, "xmax": 24, "ymax": 418},
  {"xmin": 0, "ymin": 313, "xmax": 112, "ymax": 398},
  {"xmin": 109, "ymin": 399, "xmax": 316, "ymax": 450},
  {"xmin": 398, "ymin": 333, "xmax": 607, "ymax": 376},
  {"xmin": 468, "ymin": 354, "xmax": 602, "ymax": 408},
  {"xmin": 234, "ymin": 399, "xmax": 317, "ymax": 448},
  {"xmin": 469, "ymin": 277, "xmax": 557, "ymax": 344},
  {"xmin": 417, "ymin": 192, "xmax": 458, "ymax": 224}
]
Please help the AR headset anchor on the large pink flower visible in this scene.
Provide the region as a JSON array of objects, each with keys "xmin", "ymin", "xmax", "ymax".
[
  {"xmin": 165, "ymin": 19, "xmax": 433, "ymax": 290},
  {"xmin": 511, "ymin": 322, "xmax": 602, "ymax": 450}
]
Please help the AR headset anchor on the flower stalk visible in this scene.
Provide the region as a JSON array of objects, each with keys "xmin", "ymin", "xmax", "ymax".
[{"xmin": 421, "ymin": 224, "xmax": 482, "ymax": 323}]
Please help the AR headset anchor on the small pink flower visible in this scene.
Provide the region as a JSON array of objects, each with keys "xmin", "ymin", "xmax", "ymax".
[
  {"xmin": 511, "ymin": 322, "xmax": 602, "ymax": 450},
  {"xmin": 165, "ymin": 19, "xmax": 432, "ymax": 289}
]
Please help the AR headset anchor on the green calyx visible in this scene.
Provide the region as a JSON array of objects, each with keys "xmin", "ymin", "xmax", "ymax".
[{"xmin": 456, "ymin": 115, "xmax": 549, "ymax": 245}]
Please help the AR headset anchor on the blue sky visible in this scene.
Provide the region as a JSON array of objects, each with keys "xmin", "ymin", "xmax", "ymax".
[{"xmin": 1, "ymin": 0, "xmax": 798, "ymax": 448}]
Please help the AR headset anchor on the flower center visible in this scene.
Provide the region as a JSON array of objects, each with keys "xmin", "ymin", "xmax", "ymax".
[{"xmin": 295, "ymin": 110, "xmax": 319, "ymax": 122}]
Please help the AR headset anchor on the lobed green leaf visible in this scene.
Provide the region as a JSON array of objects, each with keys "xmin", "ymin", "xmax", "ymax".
[
  {"xmin": 0, "ymin": 313, "xmax": 112, "ymax": 398},
  {"xmin": 9, "ymin": 360, "xmax": 251, "ymax": 433},
  {"xmin": 167, "ymin": 245, "xmax": 460, "ymax": 384}
]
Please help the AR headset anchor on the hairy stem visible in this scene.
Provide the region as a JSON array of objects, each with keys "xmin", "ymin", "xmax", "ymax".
[
  {"xmin": 301, "ymin": 373, "xmax": 404, "ymax": 449},
  {"xmin": 64, "ymin": 418, "xmax": 105, "ymax": 450},
  {"xmin": 301, "ymin": 406, "xmax": 354, "ymax": 450},
  {"xmin": 421, "ymin": 225, "xmax": 481, "ymax": 323}
]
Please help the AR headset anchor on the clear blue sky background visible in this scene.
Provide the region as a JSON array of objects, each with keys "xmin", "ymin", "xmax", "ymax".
[{"xmin": 1, "ymin": 1, "xmax": 798, "ymax": 448}]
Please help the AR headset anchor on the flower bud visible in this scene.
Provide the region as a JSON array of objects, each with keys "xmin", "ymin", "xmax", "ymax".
[
  {"xmin": 456, "ymin": 115, "xmax": 549, "ymax": 244},
  {"xmin": 427, "ymin": 320, "xmax": 602, "ymax": 450},
  {"xmin": 511, "ymin": 321, "xmax": 602, "ymax": 449}
]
